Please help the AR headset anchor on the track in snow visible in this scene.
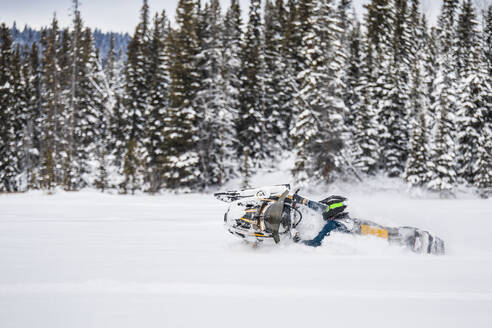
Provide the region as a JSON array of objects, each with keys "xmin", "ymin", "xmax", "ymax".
[{"xmin": 1, "ymin": 189, "xmax": 491, "ymax": 328}]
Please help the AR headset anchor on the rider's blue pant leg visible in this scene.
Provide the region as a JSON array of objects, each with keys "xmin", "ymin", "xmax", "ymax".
[{"xmin": 303, "ymin": 220, "xmax": 345, "ymax": 247}]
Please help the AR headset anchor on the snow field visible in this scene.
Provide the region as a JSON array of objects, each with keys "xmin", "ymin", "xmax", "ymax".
[{"xmin": 1, "ymin": 187, "xmax": 491, "ymax": 328}]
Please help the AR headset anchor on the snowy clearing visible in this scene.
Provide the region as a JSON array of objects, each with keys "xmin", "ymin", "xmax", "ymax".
[{"xmin": 1, "ymin": 185, "xmax": 492, "ymax": 328}]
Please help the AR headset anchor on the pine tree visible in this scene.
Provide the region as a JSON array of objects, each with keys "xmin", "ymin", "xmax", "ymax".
[
  {"xmin": 144, "ymin": 11, "xmax": 171, "ymax": 193},
  {"xmin": 427, "ymin": 0, "xmax": 460, "ymax": 196},
  {"xmin": 63, "ymin": 1, "xmax": 83, "ymax": 190},
  {"xmin": 87, "ymin": 47, "xmax": 110, "ymax": 191},
  {"xmin": 455, "ymin": 0, "xmax": 483, "ymax": 184},
  {"xmin": 365, "ymin": 0, "xmax": 394, "ymax": 173},
  {"xmin": 263, "ymin": 0, "xmax": 293, "ymax": 152},
  {"xmin": 40, "ymin": 15, "xmax": 63, "ymax": 190},
  {"xmin": 292, "ymin": 0, "xmax": 347, "ymax": 183},
  {"xmin": 427, "ymin": 103, "xmax": 457, "ymax": 197},
  {"xmin": 120, "ymin": 0, "xmax": 152, "ymax": 192},
  {"xmin": 403, "ymin": 8, "xmax": 432, "ymax": 187},
  {"xmin": 422, "ymin": 25, "xmax": 440, "ymax": 125},
  {"xmin": 11, "ymin": 45, "xmax": 27, "ymax": 191},
  {"xmin": 57, "ymin": 28, "xmax": 73, "ymax": 189},
  {"xmin": 336, "ymin": 0, "xmax": 354, "ymax": 34},
  {"xmin": 21, "ymin": 42, "xmax": 43, "ymax": 189},
  {"xmin": 223, "ymin": 0, "xmax": 242, "ymax": 158},
  {"xmin": 291, "ymin": 0, "xmax": 322, "ymax": 184},
  {"xmin": 68, "ymin": 28, "xmax": 104, "ymax": 190},
  {"xmin": 106, "ymin": 40, "xmax": 127, "ymax": 175},
  {"xmin": 404, "ymin": 110, "xmax": 429, "ymax": 188},
  {"xmin": 474, "ymin": 126, "xmax": 491, "ymax": 198},
  {"xmin": 455, "ymin": 0, "xmax": 478, "ymax": 77},
  {"xmin": 284, "ymin": 0, "xmax": 303, "ymax": 78},
  {"xmin": 163, "ymin": 0, "xmax": 201, "ymax": 189},
  {"xmin": 122, "ymin": 137, "xmax": 142, "ymax": 194},
  {"xmin": 379, "ymin": 0, "xmax": 411, "ymax": 177},
  {"xmin": 352, "ymin": 69, "xmax": 381, "ymax": 175},
  {"xmin": 194, "ymin": 0, "xmax": 236, "ymax": 188},
  {"xmin": 323, "ymin": 0, "xmax": 352, "ymax": 179},
  {"xmin": 0, "ymin": 24, "xmax": 20, "ymax": 192},
  {"xmin": 483, "ymin": 6, "xmax": 492, "ymax": 131},
  {"xmin": 345, "ymin": 21, "xmax": 362, "ymax": 133},
  {"xmin": 403, "ymin": 59, "xmax": 430, "ymax": 187},
  {"xmin": 484, "ymin": 6, "xmax": 492, "ymax": 78},
  {"xmin": 351, "ymin": 0, "xmax": 392, "ymax": 175},
  {"xmin": 237, "ymin": 0, "xmax": 267, "ymax": 168},
  {"xmin": 408, "ymin": 0, "xmax": 423, "ymax": 62}
]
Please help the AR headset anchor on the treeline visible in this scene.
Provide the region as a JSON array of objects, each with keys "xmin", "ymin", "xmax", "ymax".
[
  {"xmin": 0, "ymin": 0, "xmax": 490, "ymax": 197},
  {"xmin": 9, "ymin": 22, "xmax": 130, "ymax": 63}
]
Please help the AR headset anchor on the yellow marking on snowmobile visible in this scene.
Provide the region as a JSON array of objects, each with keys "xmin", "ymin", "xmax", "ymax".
[
  {"xmin": 254, "ymin": 233, "xmax": 267, "ymax": 237},
  {"xmin": 245, "ymin": 209, "xmax": 257, "ymax": 213},
  {"xmin": 240, "ymin": 217, "xmax": 255, "ymax": 224},
  {"xmin": 360, "ymin": 224, "xmax": 389, "ymax": 240},
  {"xmin": 260, "ymin": 199, "xmax": 275, "ymax": 202},
  {"xmin": 274, "ymin": 194, "xmax": 293, "ymax": 200}
]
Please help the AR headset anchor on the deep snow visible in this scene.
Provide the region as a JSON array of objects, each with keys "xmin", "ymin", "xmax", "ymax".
[{"xmin": 1, "ymin": 175, "xmax": 492, "ymax": 327}]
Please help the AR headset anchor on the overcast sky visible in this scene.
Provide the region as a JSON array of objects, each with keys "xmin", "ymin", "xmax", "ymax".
[{"xmin": 0, "ymin": 0, "xmax": 483, "ymax": 34}]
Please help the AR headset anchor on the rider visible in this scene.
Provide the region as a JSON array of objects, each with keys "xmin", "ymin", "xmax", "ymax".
[{"xmin": 290, "ymin": 194, "xmax": 350, "ymax": 247}]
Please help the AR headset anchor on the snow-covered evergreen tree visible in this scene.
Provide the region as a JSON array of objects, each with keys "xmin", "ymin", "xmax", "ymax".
[
  {"xmin": 351, "ymin": 0, "xmax": 393, "ymax": 175},
  {"xmin": 223, "ymin": 0, "xmax": 242, "ymax": 156},
  {"xmin": 404, "ymin": 110, "xmax": 429, "ymax": 188},
  {"xmin": 40, "ymin": 16, "xmax": 64, "ymax": 191},
  {"xmin": 352, "ymin": 68, "xmax": 381, "ymax": 175},
  {"xmin": 120, "ymin": 1, "xmax": 152, "ymax": 192},
  {"xmin": 193, "ymin": 0, "xmax": 236, "ymax": 188},
  {"xmin": 292, "ymin": 0, "xmax": 348, "ymax": 183},
  {"xmin": 263, "ymin": 0, "xmax": 293, "ymax": 152},
  {"xmin": 404, "ymin": 8, "xmax": 431, "ymax": 187},
  {"xmin": 344, "ymin": 20, "xmax": 362, "ymax": 134},
  {"xmin": 62, "ymin": 2, "xmax": 104, "ymax": 191},
  {"xmin": 474, "ymin": 125, "xmax": 491, "ymax": 198},
  {"xmin": 483, "ymin": 5, "xmax": 492, "ymax": 143},
  {"xmin": 284, "ymin": 0, "xmax": 303, "ymax": 79},
  {"xmin": 291, "ymin": 0, "xmax": 319, "ymax": 184},
  {"xmin": 455, "ymin": 0, "xmax": 479, "ymax": 77},
  {"xmin": 403, "ymin": 58, "xmax": 429, "ymax": 187},
  {"xmin": 55, "ymin": 28, "xmax": 73, "ymax": 190},
  {"xmin": 162, "ymin": 0, "xmax": 201, "ymax": 189},
  {"xmin": 379, "ymin": 0, "xmax": 411, "ymax": 177},
  {"xmin": 69, "ymin": 29, "xmax": 105, "ymax": 190},
  {"xmin": 20, "ymin": 42, "xmax": 43, "ymax": 189},
  {"xmin": 427, "ymin": 102, "xmax": 457, "ymax": 197},
  {"xmin": 484, "ymin": 6, "xmax": 492, "ymax": 78},
  {"xmin": 144, "ymin": 11, "xmax": 171, "ymax": 193},
  {"xmin": 324, "ymin": 0, "xmax": 352, "ymax": 178},
  {"xmin": 237, "ymin": 0, "xmax": 267, "ymax": 168},
  {"xmin": 85, "ymin": 46, "xmax": 112, "ymax": 192},
  {"xmin": 427, "ymin": 0, "xmax": 460, "ymax": 196},
  {"xmin": 455, "ymin": 0, "xmax": 484, "ymax": 185},
  {"xmin": 0, "ymin": 25, "xmax": 21, "ymax": 192},
  {"xmin": 11, "ymin": 45, "xmax": 28, "ymax": 191},
  {"xmin": 106, "ymin": 38, "xmax": 127, "ymax": 177},
  {"xmin": 422, "ymin": 25, "xmax": 439, "ymax": 125}
]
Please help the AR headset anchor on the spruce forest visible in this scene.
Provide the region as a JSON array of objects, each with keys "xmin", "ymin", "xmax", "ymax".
[{"xmin": 0, "ymin": 0, "xmax": 490, "ymax": 197}]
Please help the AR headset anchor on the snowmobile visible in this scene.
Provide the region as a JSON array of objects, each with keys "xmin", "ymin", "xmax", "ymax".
[{"xmin": 215, "ymin": 184, "xmax": 445, "ymax": 255}]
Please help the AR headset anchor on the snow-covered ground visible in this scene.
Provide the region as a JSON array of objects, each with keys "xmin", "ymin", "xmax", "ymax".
[{"xmin": 1, "ymin": 174, "xmax": 492, "ymax": 327}]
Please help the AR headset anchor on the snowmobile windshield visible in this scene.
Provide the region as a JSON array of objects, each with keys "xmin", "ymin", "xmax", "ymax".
[{"xmin": 263, "ymin": 190, "xmax": 289, "ymax": 243}]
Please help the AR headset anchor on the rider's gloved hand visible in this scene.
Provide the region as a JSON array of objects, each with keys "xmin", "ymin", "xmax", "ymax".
[
  {"xmin": 291, "ymin": 229, "xmax": 301, "ymax": 243},
  {"xmin": 321, "ymin": 195, "xmax": 347, "ymax": 220}
]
